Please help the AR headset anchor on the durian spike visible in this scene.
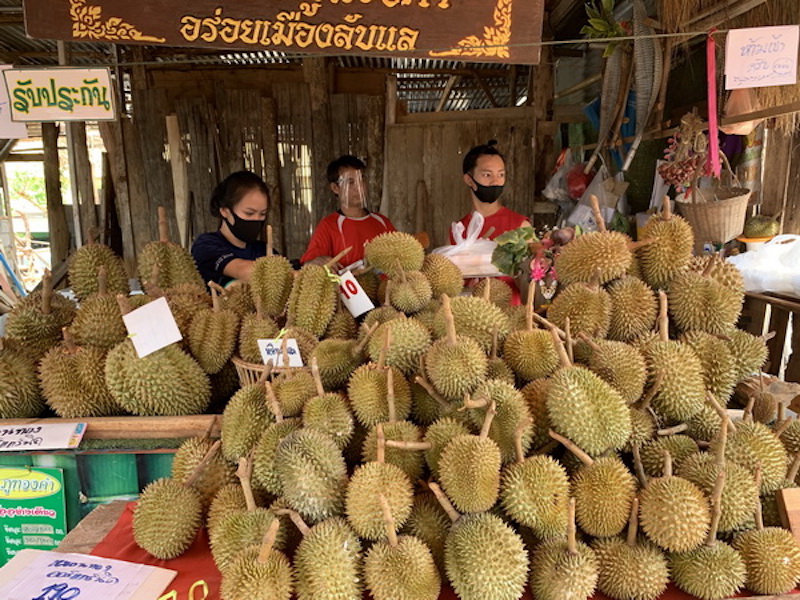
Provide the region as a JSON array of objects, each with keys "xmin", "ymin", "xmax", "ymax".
[
  {"xmin": 157, "ymin": 206, "xmax": 170, "ymax": 243},
  {"xmin": 753, "ymin": 464, "xmax": 764, "ymax": 530},
  {"xmin": 376, "ymin": 422, "xmax": 386, "ymax": 464},
  {"xmin": 626, "ymin": 497, "xmax": 640, "ymax": 547},
  {"xmin": 662, "ymin": 450, "xmax": 673, "ymax": 478},
  {"xmin": 427, "ymin": 481, "xmax": 460, "ymax": 524},
  {"xmin": 310, "ymin": 356, "xmax": 325, "ymax": 397},
  {"xmin": 482, "ymin": 278, "xmax": 491, "ymax": 303},
  {"xmin": 376, "ymin": 324, "xmax": 391, "ymax": 371},
  {"xmin": 274, "ymin": 508, "xmax": 311, "ymax": 536},
  {"xmin": 266, "ymin": 224, "xmax": 274, "ymax": 257},
  {"xmin": 657, "ymin": 290, "xmax": 669, "ymax": 342},
  {"xmin": 632, "ymin": 443, "xmax": 648, "ymax": 487},
  {"xmin": 97, "ymin": 265, "xmax": 108, "ymax": 296},
  {"xmin": 265, "ymin": 381, "xmax": 283, "ymax": 423},
  {"xmin": 257, "ymin": 518, "xmax": 281, "ymax": 564},
  {"xmin": 41, "ymin": 270, "xmax": 53, "ymax": 315},
  {"xmin": 491, "ymin": 325, "xmax": 500, "ymax": 360},
  {"xmin": 715, "ymin": 416, "xmax": 729, "ymax": 468},
  {"xmin": 549, "ymin": 327, "xmax": 572, "ymax": 369},
  {"xmin": 478, "ymin": 401, "xmax": 497, "ymax": 440},
  {"xmin": 567, "ymin": 497, "xmax": 578, "ymax": 555},
  {"xmin": 62, "ymin": 327, "xmax": 78, "ymax": 353},
  {"xmin": 548, "ymin": 430, "xmax": 594, "ymax": 467},
  {"xmin": 386, "ymin": 367, "xmax": 397, "ymax": 423},
  {"xmin": 513, "ymin": 417, "xmax": 533, "ymax": 465},
  {"xmin": 638, "ymin": 370, "xmax": 664, "ymax": 411},
  {"xmin": 210, "ymin": 286, "xmax": 220, "ymax": 312},
  {"xmin": 657, "ymin": 423, "xmax": 688, "ymax": 436},
  {"xmin": 184, "ymin": 439, "xmax": 222, "ymax": 489},
  {"xmin": 705, "ymin": 469, "xmax": 726, "ymax": 546},
  {"xmin": 115, "ymin": 293, "xmax": 133, "ymax": 316},
  {"xmin": 379, "ymin": 494, "xmax": 399, "ymax": 548},
  {"xmin": 395, "ymin": 259, "xmax": 408, "ymax": 284},
  {"xmin": 589, "ymin": 194, "xmax": 607, "ymax": 233},
  {"xmin": 662, "ymin": 196, "xmax": 672, "ymax": 221},
  {"xmin": 385, "ymin": 439, "xmax": 432, "ymax": 450},
  {"xmin": 441, "ymin": 294, "xmax": 457, "ymax": 347},
  {"xmin": 414, "ymin": 375, "xmax": 450, "ymax": 412},
  {"xmin": 743, "ymin": 396, "xmax": 755, "ymax": 423},
  {"xmin": 706, "ymin": 392, "xmax": 736, "ymax": 434},
  {"xmin": 565, "ymin": 317, "xmax": 574, "ymax": 364},
  {"xmin": 236, "ymin": 456, "xmax": 257, "ymax": 512},
  {"xmin": 354, "ymin": 322, "xmax": 379, "ymax": 356},
  {"xmin": 787, "ymin": 452, "xmax": 800, "ymax": 483},
  {"xmin": 775, "ymin": 417, "xmax": 794, "ymax": 438},
  {"xmin": 324, "ymin": 246, "xmax": 352, "ymax": 269}
]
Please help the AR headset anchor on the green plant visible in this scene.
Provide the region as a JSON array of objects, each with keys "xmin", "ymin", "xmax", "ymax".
[
  {"xmin": 582, "ymin": 0, "xmax": 630, "ymax": 57},
  {"xmin": 492, "ymin": 227, "xmax": 538, "ymax": 277}
]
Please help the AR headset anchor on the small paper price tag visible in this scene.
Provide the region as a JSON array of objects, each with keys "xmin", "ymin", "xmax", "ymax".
[
  {"xmin": 338, "ymin": 270, "xmax": 375, "ymax": 318},
  {"xmin": 0, "ymin": 422, "xmax": 86, "ymax": 452},
  {"xmin": 258, "ymin": 338, "xmax": 304, "ymax": 368},
  {"xmin": 121, "ymin": 296, "xmax": 182, "ymax": 359},
  {"xmin": 725, "ymin": 25, "xmax": 799, "ymax": 89}
]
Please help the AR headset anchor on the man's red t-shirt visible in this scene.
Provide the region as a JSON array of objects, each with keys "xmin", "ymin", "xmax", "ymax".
[{"xmin": 301, "ymin": 211, "xmax": 395, "ymax": 267}]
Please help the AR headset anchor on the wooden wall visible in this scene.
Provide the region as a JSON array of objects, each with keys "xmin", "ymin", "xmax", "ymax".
[{"xmin": 384, "ymin": 107, "xmax": 536, "ymax": 249}]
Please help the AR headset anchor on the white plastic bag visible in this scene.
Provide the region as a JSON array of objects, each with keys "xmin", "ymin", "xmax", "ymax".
[
  {"xmin": 432, "ymin": 211, "xmax": 501, "ymax": 278},
  {"xmin": 727, "ymin": 234, "xmax": 800, "ymax": 297}
]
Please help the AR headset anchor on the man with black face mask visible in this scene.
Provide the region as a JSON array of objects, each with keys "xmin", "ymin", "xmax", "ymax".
[{"xmin": 451, "ymin": 141, "xmax": 532, "ymax": 304}]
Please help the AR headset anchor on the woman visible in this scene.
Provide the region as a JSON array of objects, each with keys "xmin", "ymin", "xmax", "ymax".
[{"xmin": 191, "ymin": 170, "xmax": 270, "ymax": 286}]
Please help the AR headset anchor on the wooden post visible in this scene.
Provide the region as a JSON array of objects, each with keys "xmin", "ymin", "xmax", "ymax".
[
  {"xmin": 532, "ymin": 12, "xmax": 557, "ymax": 220},
  {"xmin": 303, "ymin": 57, "xmax": 335, "ymax": 225},
  {"xmin": 381, "ymin": 74, "xmax": 397, "ymax": 216},
  {"xmin": 68, "ymin": 122, "xmax": 98, "ymax": 243},
  {"xmin": 366, "ymin": 95, "xmax": 386, "ymax": 213},
  {"xmin": 98, "ymin": 121, "xmax": 136, "ymax": 273},
  {"xmin": 166, "ymin": 114, "xmax": 190, "ymax": 248},
  {"xmin": 262, "ymin": 97, "xmax": 285, "ymax": 255},
  {"xmin": 41, "ymin": 123, "xmax": 70, "ymax": 265},
  {"xmin": 57, "ymin": 41, "xmax": 83, "ymax": 248}
]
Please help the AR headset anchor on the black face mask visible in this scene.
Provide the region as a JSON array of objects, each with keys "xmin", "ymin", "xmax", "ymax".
[
  {"xmin": 224, "ymin": 210, "xmax": 265, "ymax": 244},
  {"xmin": 468, "ymin": 175, "xmax": 504, "ymax": 204}
]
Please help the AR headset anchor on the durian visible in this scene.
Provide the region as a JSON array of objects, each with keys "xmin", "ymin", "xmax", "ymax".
[
  {"xmin": 0, "ymin": 338, "xmax": 44, "ymax": 418},
  {"xmin": 68, "ymin": 240, "xmax": 129, "ymax": 300},
  {"xmin": 137, "ymin": 207, "xmax": 203, "ymax": 288},
  {"xmin": 606, "ymin": 276, "xmax": 658, "ymax": 342},
  {"xmin": 421, "ymin": 253, "xmax": 463, "ymax": 298},
  {"xmin": 503, "ymin": 288, "xmax": 559, "ymax": 382},
  {"xmin": 364, "ymin": 231, "xmax": 425, "ymax": 277},
  {"xmin": 390, "ymin": 264, "xmax": 433, "ymax": 314},
  {"xmin": 367, "ymin": 316, "xmax": 431, "ymax": 375},
  {"xmin": 637, "ymin": 201, "xmax": 694, "ymax": 289},
  {"xmin": 188, "ymin": 286, "xmax": 240, "ymax": 374},
  {"xmin": 431, "ymin": 295, "xmax": 512, "ymax": 353},
  {"xmin": 70, "ymin": 266, "xmax": 128, "ymax": 351},
  {"xmin": 249, "ymin": 226, "xmax": 294, "ymax": 318}
]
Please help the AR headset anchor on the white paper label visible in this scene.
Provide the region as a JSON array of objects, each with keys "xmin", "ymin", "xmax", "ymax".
[
  {"xmin": 725, "ymin": 25, "xmax": 799, "ymax": 89},
  {"xmin": 0, "ymin": 423, "xmax": 85, "ymax": 452},
  {"xmin": 337, "ymin": 270, "xmax": 375, "ymax": 318},
  {"xmin": 0, "ymin": 66, "xmax": 27, "ymax": 139},
  {"xmin": 258, "ymin": 338, "xmax": 304, "ymax": 368},
  {"xmin": 0, "ymin": 549, "xmax": 176, "ymax": 600},
  {"xmin": 121, "ymin": 296, "xmax": 182, "ymax": 359}
]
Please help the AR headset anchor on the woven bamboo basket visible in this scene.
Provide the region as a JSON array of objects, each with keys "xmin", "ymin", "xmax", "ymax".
[
  {"xmin": 677, "ymin": 186, "xmax": 751, "ymax": 252},
  {"xmin": 231, "ymin": 355, "xmax": 310, "ymax": 387}
]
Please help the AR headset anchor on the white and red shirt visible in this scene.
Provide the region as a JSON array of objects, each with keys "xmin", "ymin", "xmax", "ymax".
[{"xmin": 301, "ymin": 210, "xmax": 395, "ymax": 266}]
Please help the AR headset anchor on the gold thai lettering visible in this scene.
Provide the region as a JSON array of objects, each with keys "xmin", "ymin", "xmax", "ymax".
[
  {"xmin": 239, "ymin": 19, "xmax": 266, "ymax": 44},
  {"xmin": 315, "ymin": 22, "xmax": 335, "ymax": 48},
  {"xmin": 297, "ymin": 0, "xmax": 449, "ymax": 7},
  {"xmin": 179, "ymin": 15, "xmax": 202, "ymax": 42},
  {"xmin": 11, "ymin": 78, "xmax": 111, "ymax": 115},
  {"xmin": 219, "ymin": 16, "xmax": 243, "ymax": 43},
  {"xmin": 200, "ymin": 7, "xmax": 224, "ymax": 43}
]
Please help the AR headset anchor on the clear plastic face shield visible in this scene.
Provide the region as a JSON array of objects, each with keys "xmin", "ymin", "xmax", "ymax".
[{"xmin": 336, "ymin": 168, "xmax": 368, "ymax": 212}]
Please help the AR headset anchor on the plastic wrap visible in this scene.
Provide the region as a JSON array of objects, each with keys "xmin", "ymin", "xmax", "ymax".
[
  {"xmin": 727, "ymin": 235, "xmax": 800, "ymax": 297},
  {"xmin": 432, "ymin": 211, "xmax": 502, "ymax": 278}
]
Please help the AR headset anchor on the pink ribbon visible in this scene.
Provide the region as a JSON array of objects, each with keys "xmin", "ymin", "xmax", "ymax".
[{"xmin": 706, "ymin": 30, "xmax": 721, "ymax": 178}]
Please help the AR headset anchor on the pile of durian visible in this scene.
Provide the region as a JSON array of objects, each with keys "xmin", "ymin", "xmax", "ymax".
[{"xmin": 4, "ymin": 202, "xmax": 800, "ymax": 600}]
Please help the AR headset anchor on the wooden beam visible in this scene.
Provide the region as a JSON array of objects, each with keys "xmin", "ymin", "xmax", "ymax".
[
  {"xmin": 68, "ymin": 122, "xmax": 98, "ymax": 244},
  {"xmin": 720, "ymin": 100, "xmax": 800, "ymax": 127},
  {"xmin": 689, "ymin": 0, "xmax": 767, "ymax": 31},
  {"xmin": 303, "ymin": 57, "xmax": 335, "ymax": 226},
  {"xmin": 262, "ymin": 97, "xmax": 285, "ymax": 254},
  {"xmin": 0, "ymin": 415, "xmax": 222, "ymax": 440},
  {"xmin": 41, "ymin": 123, "xmax": 70, "ymax": 265},
  {"xmin": 165, "ymin": 114, "xmax": 190, "ymax": 248},
  {"xmin": 470, "ymin": 70, "xmax": 499, "ymax": 108},
  {"xmin": 509, "ymin": 65, "xmax": 518, "ymax": 107},
  {"xmin": 435, "ymin": 75, "xmax": 459, "ymax": 112},
  {"xmin": 396, "ymin": 106, "xmax": 535, "ymax": 125},
  {"xmin": 5, "ymin": 153, "xmax": 44, "ymax": 162},
  {"xmin": 554, "ymin": 73, "xmax": 602, "ymax": 100}
]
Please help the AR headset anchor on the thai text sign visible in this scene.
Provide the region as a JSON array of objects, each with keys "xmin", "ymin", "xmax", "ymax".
[
  {"xmin": 725, "ymin": 25, "xmax": 799, "ymax": 90},
  {"xmin": 0, "ymin": 423, "xmax": 85, "ymax": 452},
  {"xmin": 2, "ymin": 67, "xmax": 116, "ymax": 122},
  {"xmin": 23, "ymin": 0, "xmax": 545, "ymax": 64},
  {"xmin": 0, "ymin": 467, "xmax": 67, "ymax": 564}
]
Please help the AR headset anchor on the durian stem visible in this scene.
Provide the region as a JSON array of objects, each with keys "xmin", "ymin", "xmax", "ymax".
[
  {"xmin": 513, "ymin": 417, "xmax": 532, "ymax": 465},
  {"xmin": 775, "ymin": 417, "xmax": 794, "ymax": 438},
  {"xmin": 395, "ymin": 259, "xmax": 407, "ymax": 284},
  {"xmin": 382, "ymin": 280, "xmax": 392, "ymax": 307},
  {"xmin": 97, "ymin": 265, "xmax": 108, "ymax": 295},
  {"xmin": 255, "ymin": 296, "xmax": 264, "ymax": 321},
  {"xmin": 626, "ymin": 497, "xmax": 640, "ymax": 547},
  {"xmin": 184, "ymin": 439, "xmax": 221, "ymax": 489},
  {"xmin": 706, "ymin": 392, "xmax": 736, "ymax": 434},
  {"xmin": 576, "ymin": 332, "xmax": 600, "ymax": 353},
  {"xmin": 567, "ymin": 497, "xmax": 578, "ymax": 555},
  {"xmin": 427, "ymin": 481, "xmax": 460, "ymax": 524},
  {"xmin": 257, "ymin": 362, "xmax": 272, "ymax": 385},
  {"xmin": 778, "ymin": 402, "xmax": 786, "ymax": 424},
  {"xmin": 310, "ymin": 357, "xmax": 325, "ymax": 397},
  {"xmin": 589, "ymin": 194, "xmax": 606, "ymax": 233},
  {"xmin": 743, "ymin": 396, "xmax": 755, "ymax": 423},
  {"xmin": 759, "ymin": 372, "xmax": 766, "ymax": 394},
  {"xmin": 324, "ymin": 246, "xmax": 352, "ymax": 269},
  {"xmin": 662, "ymin": 196, "xmax": 672, "ymax": 221},
  {"xmin": 353, "ymin": 265, "xmax": 374, "ymax": 277},
  {"xmin": 627, "ymin": 238, "xmax": 656, "ymax": 251},
  {"xmin": 787, "ymin": 452, "xmax": 800, "ymax": 483},
  {"xmin": 632, "ymin": 444, "xmax": 648, "ymax": 487},
  {"xmin": 145, "ymin": 264, "xmax": 164, "ymax": 299},
  {"xmin": 533, "ymin": 440, "xmax": 559, "ymax": 455},
  {"xmin": 115, "ymin": 293, "xmax": 133, "ymax": 316},
  {"xmin": 525, "ymin": 283, "xmax": 534, "ymax": 332},
  {"xmin": 354, "ymin": 323, "xmax": 379, "ymax": 356},
  {"xmin": 754, "ymin": 465, "xmax": 764, "ymax": 530},
  {"xmin": 550, "ymin": 327, "xmax": 572, "ymax": 369},
  {"xmin": 548, "ymin": 430, "xmax": 594, "ymax": 466},
  {"xmin": 482, "ymin": 278, "xmax": 491, "ymax": 303},
  {"xmin": 478, "ymin": 401, "xmax": 497, "ymax": 440},
  {"xmin": 202, "ymin": 415, "xmax": 217, "ymax": 441},
  {"xmin": 275, "ymin": 508, "xmax": 311, "ymax": 536},
  {"xmin": 377, "ymin": 325, "xmax": 391, "ymax": 371},
  {"xmin": 386, "ymin": 440, "xmax": 432, "ymax": 450},
  {"xmin": 377, "ymin": 422, "xmax": 386, "ymax": 464},
  {"xmin": 266, "ymin": 225, "xmax": 273, "ymax": 257},
  {"xmin": 702, "ymin": 254, "xmax": 718, "ymax": 278},
  {"xmin": 210, "ymin": 286, "xmax": 220, "ymax": 312},
  {"xmin": 657, "ymin": 423, "xmax": 688, "ymax": 436},
  {"xmin": 386, "ymin": 367, "xmax": 397, "ymax": 423},
  {"xmin": 715, "ymin": 416, "xmax": 729, "ymax": 468},
  {"xmin": 638, "ymin": 371, "xmax": 665, "ymax": 411},
  {"xmin": 531, "ymin": 312, "xmax": 566, "ymax": 339},
  {"xmin": 265, "ymin": 381, "xmax": 283, "ymax": 423},
  {"xmin": 414, "ymin": 376, "xmax": 450, "ymax": 411},
  {"xmin": 441, "ymin": 294, "xmax": 458, "ymax": 347},
  {"xmin": 157, "ymin": 206, "xmax": 170, "ymax": 243},
  {"xmin": 706, "ymin": 469, "xmax": 726, "ymax": 546},
  {"xmin": 41, "ymin": 270, "xmax": 53, "ymax": 315},
  {"xmin": 280, "ymin": 336, "xmax": 290, "ymax": 369},
  {"xmin": 62, "ymin": 327, "xmax": 77, "ymax": 353},
  {"xmin": 459, "ymin": 394, "xmax": 489, "ymax": 411},
  {"xmin": 762, "ymin": 331, "xmax": 776, "ymax": 343},
  {"xmin": 257, "ymin": 518, "xmax": 281, "ymax": 564},
  {"xmin": 657, "ymin": 290, "xmax": 669, "ymax": 342},
  {"xmin": 491, "ymin": 325, "xmax": 500, "ymax": 360},
  {"xmin": 662, "ymin": 450, "xmax": 673, "ymax": 478},
  {"xmin": 565, "ymin": 317, "xmax": 574, "ymax": 364},
  {"xmin": 236, "ymin": 456, "xmax": 258, "ymax": 512},
  {"xmin": 379, "ymin": 494, "xmax": 399, "ymax": 548}
]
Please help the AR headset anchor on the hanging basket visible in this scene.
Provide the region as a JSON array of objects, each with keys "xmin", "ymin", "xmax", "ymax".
[
  {"xmin": 231, "ymin": 355, "xmax": 310, "ymax": 387},
  {"xmin": 676, "ymin": 186, "xmax": 751, "ymax": 252}
]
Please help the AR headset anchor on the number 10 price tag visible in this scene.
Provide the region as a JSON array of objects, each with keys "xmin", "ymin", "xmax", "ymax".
[{"xmin": 338, "ymin": 271, "xmax": 375, "ymax": 318}]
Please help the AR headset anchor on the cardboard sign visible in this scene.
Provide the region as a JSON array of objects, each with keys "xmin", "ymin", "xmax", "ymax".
[
  {"xmin": 725, "ymin": 25, "xmax": 799, "ymax": 89},
  {"xmin": 257, "ymin": 338, "xmax": 304, "ymax": 368},
  {"xmin": 2, "ymin": 66, "xmax": 116, "ymax": 122},
  {"xmin": 338, "ymin": 270, "xmax": 374, "ymax": 318},
  {"xmin": 0, "ymin": 549, "xmax": 176, "ymax": 600},
  {"xmin": 0, "ymin": 423, "xmax": 85, "ymax": 453},
  {"xmin": 121, "ymin": 296, "xmax": 182, "ymax": 359},
  {"xmin": 0, "ymin": 66, "xmax": 27, "ymax": 138}
]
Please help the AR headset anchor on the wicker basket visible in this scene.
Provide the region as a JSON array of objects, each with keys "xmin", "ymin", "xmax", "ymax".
[
  {"xmin": 231, "ymin": 355, "xmax": 310, "ymax": 387},
  {"xmin": 676, "ymin": 186, "xmax": 751, "ymax": 252}
]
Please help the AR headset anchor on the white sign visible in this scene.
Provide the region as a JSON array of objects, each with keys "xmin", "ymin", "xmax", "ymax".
[
  {"xmin": 0, "ymin": 423, "xmax": 85, "ymax": 452},
  {"xmin": 337, "ymin": 270, "xmax": 375, "ymax": 318},
  {"xmin": 0, "ymin": 549, "xmax": 176, "ymax": 600},
  {"xmin": 0, "ymin": 66, "xmax": 27, "ymax": 138},
  {"xmin": 258, "ymin": 338, "xmax": 304, "ymax": 368},
  {"xmin": 121, "ymin": 296, "xmax": 182, "ymax": 359},
  {"xmin": 2, "ymin": 67, "xmax": 116, "ymax": 122},
  {"xmin": 725, "ymin": 25, "xmax": 799, "ymax": 90}
]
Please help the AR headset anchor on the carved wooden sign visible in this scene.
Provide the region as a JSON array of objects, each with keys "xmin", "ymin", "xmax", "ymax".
[{"xmin": 23, "ymin": 0, "xmax": 545, "ymax": 64}]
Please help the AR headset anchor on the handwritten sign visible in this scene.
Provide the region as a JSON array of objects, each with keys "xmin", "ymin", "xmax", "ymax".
[
  {"xmin": 0, "ymin": 66, "xmax": 28, "ymax": 138},
  {"xmin": 2, "ymin": 67, "xmax": 116, "ymax": 122},
  {"xmin": 338, "ymin": 270, "xmax": 374, "ymax": 318},
  {"xmin": 725, "ymin": 25, "xmax": 799, "ymax": 90},
  {"xmin": 121, "ymin": 296, "xmax": 182, "ymax": 359},
  {"xmin": 0, "ymin": 423, "xmax": 85, "ymax": 453},
  {"xmin": 22, "ymin": 0, "xmax": 545, "ymax": 64},
  {"xmin": 257, "ymin": 338, "xmax": 304, "ymax": 368},
  {"xmin": 0, "ymin": 549, "xmax": 176, "ymax": 600}
]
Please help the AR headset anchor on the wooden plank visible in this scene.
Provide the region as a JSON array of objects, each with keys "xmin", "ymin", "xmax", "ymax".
[
  {"xmin": 397, "ymin": 106, "xmax": 535, "ymax": 125},
  {"xmin": 98, "ymin": 121, "xmax": 136, "ymax": 272},
  {"xmin": 777, "ymin": 487, "xmax": 800, "ymax": 543},
  {"xmin": 784, "ymin": 131, "xmax": 800, "ymax": 236},
  {"xmin": 760, "ymin": 128, "xmax": 793, "ymax": 218},
  {"xmin": 67, "ymin": 122, "xmax": 98, "ymax": 243},
  {"xmin": 0, "ymin": 415, "xmax": 221, "ymax": 440},
  {"xmin": 786, "ymin": 313, "xmax": 800, "ymax": 384},
  {"xmin": 165, "ymin": 114, "xmax": 190, "ymax": 248},
  {"xmin": 304, "ymin": 57, "xmax": 335, "ymax": 229},
  {"xmin": 366, "ymin": 95, "xmax": 386, "ymax": 213},
  {"xmin": 122, "ymin": 117, "xmax": 156, "ymax": 258},
  {"xmin": 41, "ymin": 123, "xmax": 70, "ymax": 265},
  {"xmin": 767, "ymin": 308, "xmax": 790, "ymax": 376},
  {"xmin": 262, "ymin": 97, "xmax": 285, "ymax": 255},
  {"xmin": 424, "ymin": 124, "xmax": 444, "ymax": 248}
]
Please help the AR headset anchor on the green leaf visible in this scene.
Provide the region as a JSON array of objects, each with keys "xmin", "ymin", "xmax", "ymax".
[
  {"xmin": 602, "ymin": 0, "xmax": 615, "ymax": 15},
  {"xmin": 589, "ymin": 18, "xmax": 610, "ymax": 31}
]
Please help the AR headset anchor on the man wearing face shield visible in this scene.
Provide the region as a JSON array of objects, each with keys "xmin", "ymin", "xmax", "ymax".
[{"xmin": 301, "ymin": 155, "xmax": 395, "ymax": 269}]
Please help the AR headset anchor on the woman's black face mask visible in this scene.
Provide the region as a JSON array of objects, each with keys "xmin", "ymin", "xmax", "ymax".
[{"xmin": 225, "ymin": 210, "xmax": 264, "ymax": 244}]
